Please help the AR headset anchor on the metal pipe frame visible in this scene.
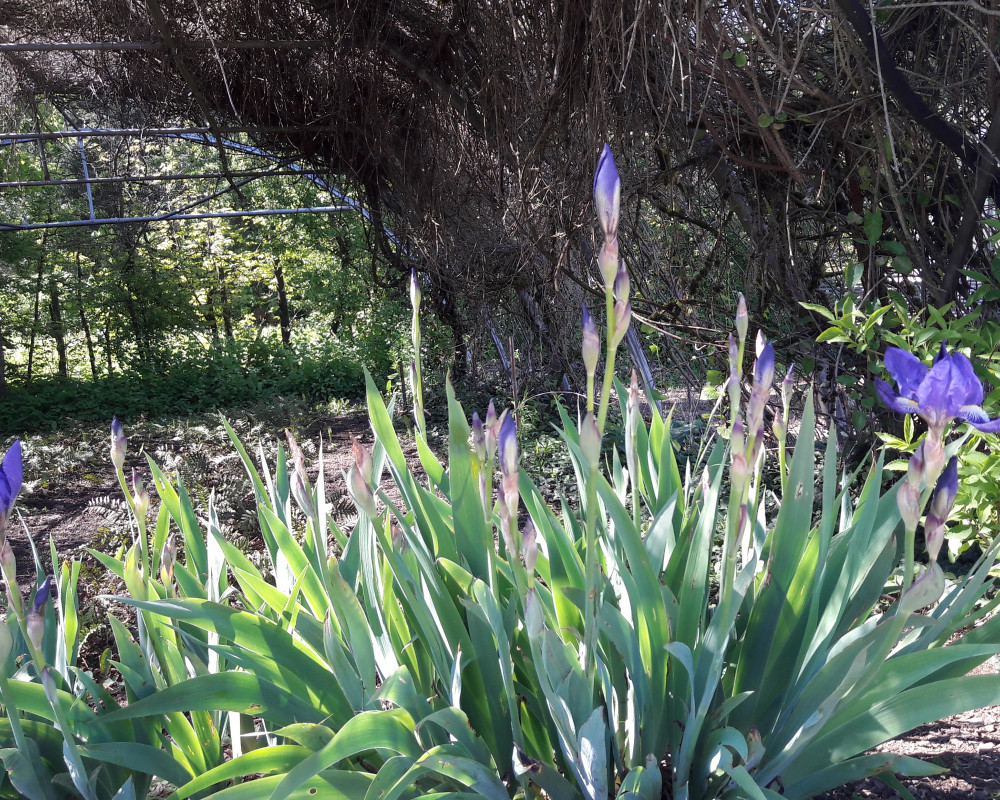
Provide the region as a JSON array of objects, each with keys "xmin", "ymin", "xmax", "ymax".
[
  {"xmin": 0, "ymin": 126, "xmax": 337, "ymax": 143},
  {"xmin": 0, "ymin": 205, "xmax": 353, "ymax": 232},
  {"xmin": 0, "ymin": 169, "xmax": 309, "ymax": 188},
  {"xmin": 0, "ymin": 40, "xmax": 330, "ymax": 52}
]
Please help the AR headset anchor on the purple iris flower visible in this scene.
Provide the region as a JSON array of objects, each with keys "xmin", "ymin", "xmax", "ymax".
[
  {"xmin": 875, "ymin": 343, "xmax": 1000, "ymax": 433},
  {"xmin": 0, "ymin": 441, "xmax": 22, "ymax": 519}
]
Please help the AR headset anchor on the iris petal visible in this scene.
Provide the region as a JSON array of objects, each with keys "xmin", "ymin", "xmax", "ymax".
[
  {"xmin": 958, "ymin": 404, "xmax": 991, "ymax": 424},
  {"xmin": 950, "ymin": 353, "xmax": 984, "ymax": 407},
  {"xmin": 915, "ymin": 359, "xmax": 956, "ymax": 422},
  {"xmin": 875, "ymin": 378, "xmax": 920, "ymax": 415},
  {"xmin": 0, "ymin": 441, "xmax": 22, "ymax": 515},
  {"xmin": 966, "ymin": 414, "xmax": 1000, "ymax": 433},
  {"xmin": 884, "ymin": 348, "xmax": 927, "ymax": 399}
]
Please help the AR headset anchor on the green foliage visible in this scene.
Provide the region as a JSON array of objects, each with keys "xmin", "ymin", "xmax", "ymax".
[
  {"xmin": 808, "ymin": 289, "xmax": 1000, "ymax": 559},
  {"xmin": 0, "ymin": 336, "xmax": 369, "ymax": 435}
]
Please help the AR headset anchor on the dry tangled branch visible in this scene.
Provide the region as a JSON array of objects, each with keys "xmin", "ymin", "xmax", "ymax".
[{"xmin": 1, "ymin": 1, "xmax": 998, "ymax": 388}]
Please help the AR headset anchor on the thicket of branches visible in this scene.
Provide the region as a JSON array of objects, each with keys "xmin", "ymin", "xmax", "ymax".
[{"xmin": 1, "ymin": 0, "xmax": 998, "ymax": 390}]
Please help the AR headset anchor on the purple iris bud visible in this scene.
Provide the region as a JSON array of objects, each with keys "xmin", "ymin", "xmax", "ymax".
[
  {"xmin": 928, "ymin": 456, "xmax": 959, "ymax": 524},
  {"xmin": 875, "ymin": 345, "xmax": 1000, "ymax": 434},
  {"xmin": 735, "ymin": 294, "xmax": 748, "ymax": 344},
  {"xmin": 0, "ymin": 440, "xmax": 23, "ymax": 519},
  {"xmin": 472, "ymin": 411, "xmax": 486, "ymax": 462},
  {"xmin": 754, "ymin": 343, "xmax": 775, "ymax": 393},
  {"xmin": 499, "ymin": 413, "xmax": 517, "ymax": 478},
  {"xmin": 614, "ymin": 262, "xmax": 630, "ymax": 304},
  {"xmin": 31, "ymin": 575, "xmax": 53, "ymax": 615},
  {"xmin": 110, "ymin": 416, "xmax": 127, "ymax": 470},
  {"xmin": 593, "ymin": 144, "xmax": 621, "ymax": 243},
  {"xmin": 582, "ymin": 303, "xmax": 600, "ymax": 376}
]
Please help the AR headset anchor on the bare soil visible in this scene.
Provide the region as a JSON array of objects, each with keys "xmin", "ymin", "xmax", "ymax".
[{"xmin": 9, "ymin": 407, "xmax": 1000, "ymax": 799}]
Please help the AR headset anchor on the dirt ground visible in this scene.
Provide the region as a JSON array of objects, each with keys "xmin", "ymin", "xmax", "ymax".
[{"xmin": 9, "ymin": 407, "xmax": 1000, "ymax": 800}]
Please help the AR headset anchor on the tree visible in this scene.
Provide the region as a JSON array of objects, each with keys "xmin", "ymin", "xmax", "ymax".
[{"xmin": 0, "ymin": 1, "xmax": 997, "ymax": 388}]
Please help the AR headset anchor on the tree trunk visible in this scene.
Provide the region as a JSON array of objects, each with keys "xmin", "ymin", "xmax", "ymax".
[
  {"xmin": 76, "ymin": 251, "xmax": 98, "ymax": 379},
  {"xmin": 273, "ymin": 256, "xmax": 291, "ymax": 346},
  {"xmin": 218, "ymin": 264, "xmax": 233, "ymax": 341},
  {"xmin": 103, "ymin": 317, "xmax": 114, "ymax": 377},
  {"xmin": 26, "ymin": 229, "xmax": 48, "ymax": 382},
  {"xmin": 49, "ymin": 277, "xmax": 68, "ymax": 379}
]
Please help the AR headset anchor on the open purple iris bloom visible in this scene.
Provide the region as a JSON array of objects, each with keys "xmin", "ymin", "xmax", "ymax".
[
  {"xmin": 876, "ymin": 343, "xmax": 1000, "ymax": 434},
  {"xmin": 0, "ymin": 440, "xmax": 22, "ymax": 519}
]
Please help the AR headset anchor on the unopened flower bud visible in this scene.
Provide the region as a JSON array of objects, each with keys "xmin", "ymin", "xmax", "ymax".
[
  {"xmin": 626, "ymin": 371, "xmax": 641, "ymax": 471},
  {"xmin": 0, "ymin": 540, "xmax": 15, "ymax": 582},
  {"xmin": 350, "ymin": 434, "xmax": 373, "ymax": 487},
  {"xmin": 131, "ymin": 469, "xmax": 150, "ymax": 519},
  {"xmin": 925, "ymin": 523, "xmax": 944, "ymax": 564},
  {"xmin": 614, "ymin": 262, "xmax": 630, "ymax": 305},
  {"xmin": 611, "ymin": 300, "xmax": 631, "ymax": 349},
  {"xmin": 781, "ymin": 366, "xmax": 794, "ymax": 410},
  {"xmin": 472, "ymin": 412, "xmax": 486, "ymax": 463},
  {"xmin": 735, "ymin": 294, "xmax": 748, "ymax": 345},
  {"xmin": 628, "ymin": 370, "xmax": 641, "ymax": 414},
  {"xmin": 731, "ymin": 452, "xmax": 749, "ymax": 495},
  {"xmin": 580, "ymin": 412, "xmax": 602, "ymax": 468},
  {"xmin": 499, "ymin": 413, "xmax": 517, "ymax": 479},
  {"xmin": 900, "ymin": 562, "xmax": 945, "ymax": 615},
  {"xmin": 928, "ymin": 457, "xmax": 958, "ymax": 525},
  {"xmin": 907, "ymin": 442, "xmax": 926, "ymax": 491},
  {"xmin": 581, "ymin": 304, "xmax": 600, "ymax": 377},
  {"xmin": 348, "ymin": 464, "xmax": 378, "ymax": 518},
  {"xmin": 732, "ymin": 412, "xmax": 745, "ymax": 455},
  {"xmin": 161, "ymin": 533, "xmax": 176, "ymax": 585},
  {"xmin": 755, "ymin": 330, "xmax": 766, "ymax": 359},
  {"xmin": 485, "ymin": 401, "xmax": 499, "ymax": 463},
  {"xmin": 110, "ymin": 416, "xmax": 127, "ymax": 471},
  {"xmin": 26, "ymin": 612, "xmax": 44, "ymax": 654},
  {"xmin": 728, "ymin": 333, "xmax": 740, "ymax": 389},
  {"xmin": 753, "ymin": 343, "xmax": 775, "ymax": 395},
  {"xmin": 896, "ymin": 481, "xmax": 921, "ymax": 533},
  {"xmin": 598, "ymin": 239, "xmax": 619, "ymax": 290},
  {"xmin": 27, "ymin": 576, "xmax": 53, "ymax": 654},
  {"xmin": 593, "ymin": 144, "xmax": 621, "ymax": 244},
  {"xmin": 409, "ymin": 268, "xmax": 421, "ymax": 311},
  {"xmin": 924, "ymin": 456, "xmax": 959, "ymax": 561},
  {"xmin": 522, "ymin": 520, "xmax": 538, "ymax": 576}
]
